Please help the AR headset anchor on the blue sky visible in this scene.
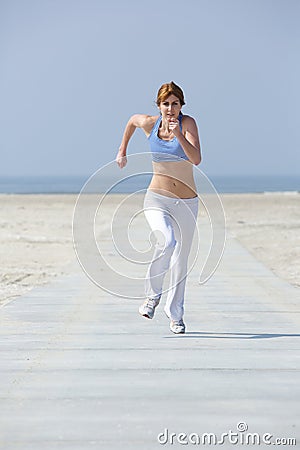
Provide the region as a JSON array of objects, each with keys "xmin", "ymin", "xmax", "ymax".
[{"xmin": 1, "ymin": 0, "xmax": 299, "ymax": 176}]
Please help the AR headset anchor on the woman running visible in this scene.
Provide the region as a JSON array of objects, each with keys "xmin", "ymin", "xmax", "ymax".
[{"xmin": 116, "ymin": 81, "xmax": 201, "ymax": 334}]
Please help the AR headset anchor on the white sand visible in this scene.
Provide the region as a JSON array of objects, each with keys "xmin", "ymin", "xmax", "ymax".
[
  {"xmin": 1, "ymin": 192, "xmax": 299, "ymax": 306},
  {"xmin": 220, "ymin": 193, "xmax": 300, "ymax": 288},
  {"xmin": 0, "ymin": 195, "xmax": 74, "ymax": 305}
]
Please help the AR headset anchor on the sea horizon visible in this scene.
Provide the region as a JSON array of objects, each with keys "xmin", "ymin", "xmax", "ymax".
[{"xmin": 0, "ymin": 174, "xmax": 299, "ymax": 195}]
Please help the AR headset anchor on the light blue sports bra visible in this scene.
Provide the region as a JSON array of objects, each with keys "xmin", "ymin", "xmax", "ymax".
[{"xmin": 148, "ymin": 113, "xmax": 189, "ymax": 162}]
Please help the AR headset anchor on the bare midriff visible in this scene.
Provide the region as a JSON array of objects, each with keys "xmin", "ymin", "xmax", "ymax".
[{"xmin": 148, "ymin": 160, "xmax": 197, "ymax": 199}]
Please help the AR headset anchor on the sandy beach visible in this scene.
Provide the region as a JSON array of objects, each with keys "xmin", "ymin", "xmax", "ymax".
[{"xmin": 1, "ymin": 192, "xmax": 299, "ymax": 306}]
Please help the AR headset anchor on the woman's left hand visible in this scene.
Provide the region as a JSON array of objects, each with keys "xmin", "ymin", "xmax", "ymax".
[{"xmin": 168, "ymin": 118, "xmax": 181, "ymax": 137}]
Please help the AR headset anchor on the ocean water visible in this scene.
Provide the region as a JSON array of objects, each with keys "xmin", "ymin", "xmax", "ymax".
[{"xmin": 0, "ymin": 175, "xmax": 299, "ymax": 194}]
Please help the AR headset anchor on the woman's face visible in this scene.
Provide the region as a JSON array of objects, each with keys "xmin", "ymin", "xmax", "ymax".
[{"xmin": 159, "ymin": 94, "xmax": 182, "ymax": 120}]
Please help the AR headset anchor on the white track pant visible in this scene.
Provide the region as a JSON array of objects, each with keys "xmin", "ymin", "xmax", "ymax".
[{"xmin": 143, "ymin": 190, "xmax": 198, "ymax": 321}]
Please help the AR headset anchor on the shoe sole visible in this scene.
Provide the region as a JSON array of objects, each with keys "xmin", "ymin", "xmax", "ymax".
[
  {"xmin": 170, "ymin": 329, "xmax": 185, "ymax": 334},
  {"xmin": 139, "ymin": 310, "xmax": 153, "ymax": 319}
]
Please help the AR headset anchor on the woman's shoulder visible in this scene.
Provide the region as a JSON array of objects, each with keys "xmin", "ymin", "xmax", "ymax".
[
  {"xmin": 131, "ymin": 114, "xmax": 158, "ymax": 128},
  {"xmin": 143, "ymin": 114, "xmax": 159, "ymax": 126},
  {"xmin": 181, "ymin": 114, "xmax": 199, "ymax": 130},
  {"xmin": 130, "ymin": 114, "xmax": 159, "ymax": 137},
  {"xmin": 181, "ymin": 114, "xmax": 197, "ymax": 124}
]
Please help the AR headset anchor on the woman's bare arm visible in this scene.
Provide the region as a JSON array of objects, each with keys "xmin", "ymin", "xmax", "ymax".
[
  {"xmin": 116, "ymin": 114, "xmax": 155, "ymax": 168},
  {"xmin": 169, "ymin": 115, "xmax": 201, "ymax": 165}
]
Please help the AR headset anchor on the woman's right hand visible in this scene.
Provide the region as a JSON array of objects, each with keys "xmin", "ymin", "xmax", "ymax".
[{"xmin": 116, "ymin": 149, "xmax": 127, "ymax": 169}]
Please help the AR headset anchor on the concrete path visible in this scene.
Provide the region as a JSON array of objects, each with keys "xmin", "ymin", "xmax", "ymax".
[{"xmin": 0, "ymin": 233, "xmax": 299, "ymax": 449}]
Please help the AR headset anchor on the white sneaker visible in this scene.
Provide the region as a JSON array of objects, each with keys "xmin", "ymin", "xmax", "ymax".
[
  {"xmin": 170, "ymin": 319, "xmax": 186, "ymax": 334},
  {"xmin": 139, "ymin": 298, "xmax": 160, "ymax": 319}
]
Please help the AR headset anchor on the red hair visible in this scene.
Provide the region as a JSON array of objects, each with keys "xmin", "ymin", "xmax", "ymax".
[{"xmin": 156, "ymin": 81, "xmax": 185, "ymax": 106}]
